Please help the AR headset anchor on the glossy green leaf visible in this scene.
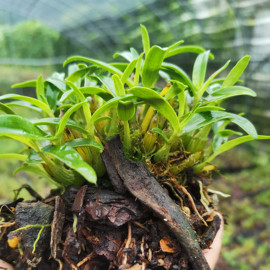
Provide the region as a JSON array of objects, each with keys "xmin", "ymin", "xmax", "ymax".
[
  {"xmin": 0, "ymin": 153, "xmax": 27, "ymax": 161},
  {"xmin": 196, "ymin": 106, "xmax": 225, "ymax": 113},
  {"xmin": 199, "ymin": 60, "xmax": 231, "ymax": 96},
  {"xmin": 113, "ymin": 47, "xmax": 139, "ymax": 62},
  {"xmin": 80, "ymin": 87, "xmax": 113, "ymax": 101},
  {"xmin": 205, "ymin": 86, "xmax": 256, "ymax": 103},
  {"xmin": 162, "ymin": 62, "xmax": 197, "ymax": 96},
  {"xmin": 12, "ymin": 80, "xmax": 36, "ymax": 89},
  {"xmin": 117, "ymin": 101, "xmax": 135, "ymax": 121},
  {"xmin": 14, "ymin": 164, "xmax": 62, "ymax": 187},
  {"xmin": 64, "ymin": 56, "xmax": 123, "ymax": 77},
  {"xmin": 192, "ymin": 51, "xmax": 210, "ymax": 90},
  {"xmin": 112, "ymin": 74, "xmax": 125, "ymax": 96},
  {"xmin": 140, "ymin": 24, "xmax": 150, "ymax": 55},
  {"xmin": 142, "ymin": 46, "xmax": 166, "ymax": 88},
  {"xmin": 222, "ymin": 55, "xmax": 250, "ymax": 88},
  {"xmin": 6, "ymin": 101, "xmax": 42, "ymax": 114},
  {"xmin": 121, "ymin": 58, "xmax": 137, "ymax": 85},
  {"xmin": 54, "ymin": 101, "xmax": 87, "ymax": 139},
  {"xmin": 45, "ymin": 83, "xmax": 59, "ymax": 111},
  {"xmin": 43, "ymin": 145, "xmax": 97, "ymax": 184},
  {"xmin": 91, "ymin": 95, "xmax": 134, "ymax": 124},
  {"xmin": 0, "ymin": 115, "xmax": 47, "ymax": 140},
  {"xmin": 65, "ymin": 138, "xmax": 103, "ymax": 151},
  {"xmin": 0, "ymin": 102, "xmax": 16, "ymax": 114},
  {"xmin": 166, "ymin": 40, "xmax": 184, "ymax": 54},
  {"xmin": 91, "ymin": 75, "xmax": 117, "ymax": 97},
  {"xmin": 165, "ymin": 46, "xmax": 214, "ymax": 59},
  {"xmin": 36, "ymin": 75, "xmax": 45, "ymax": 101},
  {"xmin": 129, "ymin": 87, "xmax": 180, "ymax": 132},
  {"xmin": 46, "ymin": 76, "xmax": 66, "ymax": 91},
  {"xmin": 165, "ymin": 81, "xmax": 186, "ymax": 100},
  {"xmin": 207, "ymin": 135, "xmax": 270, "ymax": 163},
  {"xmin": 134, "ymin": 53, "xmax": 144, "ymax": 87},
  {"xmin": 94, "ymin": 116, "xmax": 112, "ymax": 125},
  {"xmin": 212, "ymin": 129, "xmax": 242, "ymax": 152},
  {"xmin": 25, "ymin": 150, "xmax": 43, "ymax": 164},
  {"xmin": 152, "ymin": 127, "xmax": 169, "ymax": 143},
  {"xmin": 33, "ymin": 118, "xmax": 88, "ymax": 135},
  {"xmin": 0, "ymin": 94, "xmax": 53, "ymax": 117},
  {"xmin": 66, "ymin": 66, "xmax": 99, "ymax": 83}
]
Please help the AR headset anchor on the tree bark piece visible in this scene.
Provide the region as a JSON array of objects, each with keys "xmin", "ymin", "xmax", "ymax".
[{"xmin": 102, "ymin": 136, "xmax": 211, "ymax": 270}]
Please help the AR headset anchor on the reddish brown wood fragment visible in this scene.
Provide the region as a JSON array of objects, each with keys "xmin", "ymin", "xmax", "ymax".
[{"xmin": 72, "ymin": 185, "xmax": 88, "ymax": 213}]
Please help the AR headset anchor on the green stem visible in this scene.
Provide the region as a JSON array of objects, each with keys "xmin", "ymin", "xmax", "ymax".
[{"xmin": 123, "ymin": 121, "xmax": 131, "ymax": 153}]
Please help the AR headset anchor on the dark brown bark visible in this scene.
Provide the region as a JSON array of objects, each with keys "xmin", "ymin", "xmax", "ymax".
[{"xmin": 102, "ymin": 136, "xmax": 211, "ymax": 270}]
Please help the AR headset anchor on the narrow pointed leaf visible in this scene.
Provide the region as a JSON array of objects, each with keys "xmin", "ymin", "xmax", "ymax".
[
  {"xmin": 91, "ymin": 75, "xmax": 117, "ymax": 97},
  {"xmin": 0, "ymin": 153, "xmax": 27, "ymax": 161},
  {"xmin": 141, "ymin": 24, "xmax": 150, "ymax": 55},
  {"xmin": 134, "ymin": 53, "xmax": 144, "ymax": 87},
  {"xmin": 65, "ymin": 138, "xmax": 104, "ymax": 151},
  {"xmin": 91, "ymin": 95, "xmax": 134, "ymax": 124},
  {"xmin": 222, "ymin": 55, "xmax": 250, "ymax": 88},
  {"xmin": 0, "ymin": 115, "xmax": 47, "ymax": 140},
  {"xmin": 129, "ymin": 87, "xmax": 180, "ymax": 132},
  {"xmin": 113, "ymin": 48, "xmax": 139, "ymax": 62},
  {"xmin": 165, "ymin": 46, "xmax": 214, "ymax": 59},
  {"xmin": 43, "ymin": 145, "xmax": 97, "ymax": 184},
  {"xmin": 199, "ymin": 60, "xmax": 231, "ymax": 96},
  {"xmin": 207, "ymin": 135, "xmax": 270, "ymax": 163},
  {"xmin": 36, "ymin": 75, "xmax": 45, "ymax": 101},
  {"xmin": 142, "ymin": 46, "xmax": 166, "ymax": 88},
  {"xmin": 12, "ymin": 80, "xmax": 36, "ymax": 89},
  {"xmin": 63, "ymin": 56, "xmax": 123, "ymax": 77},
  {"xmin": 0, "ymin": 102, "xmax": 16, "ymax": 114},
  {"xmin": 121, "ymin": 58, "xmax": 137, "ymax": 85},
  {"xmin": 33, "ymin": 118, "xmax": 88, "ymax": 134},
  {"xmin": 192, "ymin": 51, "xmax": 210, "ymax": 90},
  {"xmin": 66, "ymin": 66, "xmax": 99, "ymax": 83},
  {"xmin": 0, "ymin": 94, "xmax": 53, "ymax": 117},
  {"xmin": 94, "ymin": 116, "xmax": 112, "ymax": 125},
  {"xmin": 152, "ymin": 127, "xmax": 169, "ymax": 143},
  {"xmin": 45, "ymin": 83, "xmax": 59, "ymax": 111},
  {"xmin": 165, "ymin": 81, "xmax": 186, "ymax": 100},
  {"xmin": 205, "ymin": 86, "xmax": 256, "ymax": 103},
  {"xmin": 112, "ymin": 74, "xmax": 125, "ymax": 96}
]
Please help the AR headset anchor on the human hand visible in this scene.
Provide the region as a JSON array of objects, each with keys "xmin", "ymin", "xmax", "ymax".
[{"xmin": 203, "ymin": 212, "xmax": 224, "ymax": 270}]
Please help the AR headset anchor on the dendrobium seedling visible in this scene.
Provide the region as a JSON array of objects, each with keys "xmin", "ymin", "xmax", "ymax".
[{"xmin": 0, "ymin": 24, "xmax": 269, "ymax": 189}]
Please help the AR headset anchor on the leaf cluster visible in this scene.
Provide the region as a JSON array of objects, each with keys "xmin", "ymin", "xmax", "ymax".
[{"xmin": 0, "ymin": 25, "xmax": 269, "ymax": 187}]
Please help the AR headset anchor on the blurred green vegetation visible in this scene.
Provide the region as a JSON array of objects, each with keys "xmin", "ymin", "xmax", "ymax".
[{"xmin": 212, "ymin": 142, "xmax": 270, "ymax": 269}]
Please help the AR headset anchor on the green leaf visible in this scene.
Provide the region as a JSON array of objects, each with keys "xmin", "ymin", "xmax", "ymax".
[
  {"xmin": 129, "ymin": 87, "xmax": 180, "ymax": 132},
  {"xmin": 142, "ymin": 46, "xmax": 166, "ymax": 88},
  {"xmin": 192, "ymin": 51, "xmax": 210, "ymax": 90},
  {"xmin": 0, "ymin": 153, "xmax": 27, "ymax": 161},
  {"xmin": 33, "ymin": 118, "xmax": 88, "ymax": 135},
  {"xmin": 112, "ymin": 74, "xmax": 125, "ymax": 96},
  {"xmin": 0, "ymin": 102, "xmax": 16, "ymax": 114},
  {"xmin": 91, "ymin": 75, "xmax": 117, "ymax": 97},
  {"xmin": 63, "ymin": 56, "xmax": 123, "ymax": 77},
  {"xmin": 222, "ymin": 55, "xmax": 250, "ymax": 88},
  {"xmin": 162, "ymin": 62, "xmax": 197, "ymax": 96},
  {"xmin": 45, "ymin": 83, "xmax": 59, "ymax": 111},
  {"xmin": 66, "ymin": 66, "xmax": 99, "ymax": 83},
  {"xmin": 121, "ymin": 58, "xmax": 137, "ymax": 85},
  {"xmin": 14, "ymin": 164, "xmax": 62, "ymax": 188},
  {"xmin": 43, "ymin": 145, "xmax": 97, "ymax": 184},
  {"xmin": 117, "ymin": 101, "xmax": 135, "ymax": 121},
  {"xmin": 165, "ymin": 81, "xmax": 186, "ymax": 100},
  {"xmin": 134, "ymin": 53, "xmax": 144, "ymax": 87},
  {"xmin": 196, "ymin": 106, "xmax": 225, "ymax": 113},
  {"xmin": 165, "ymin": 46, "xmax": 214, "ymax": 59},
  {"xmin": 0, "ymin": 94, "xmax": 53, "ymax": 117},
  {"xmin": 91, "ymin": 95, "xmax": 134, "ymax": 125},
  {"xmin": 199, "ymin": 60, "xmax": 231, "ymax": 96},
  {"xmin": 140, "ymin": 24, "xmax": 150, "ymax": 55},
  {"xmin": 181, "ymin": 111, "xmax": 233, "ymax": 134},
  {"xmin": 54, "ymin": 101, "xmax": 87, "ymax": 139},
  {"xmin": 207, "ymin": 135, "xmax": 270, "ymax": 163},
  {"xmin": 152, "ymin": 127, "xmax": 169, "ymax": 143},
  {"xmin": 212, "ymin": 129, "xmax": 242, "ymax": 152},
  {"xmin": 0, "ymin": 115, "xmax": 47, "ymax": 140},
  {"xmin": 36, "ymin": 75, "xmax": 45, "ymax": 101},
  {"xmin": 6, "ymin": 101, "xmax": 42, "ymax": 113},
  {"xmin": 205, "ymin": 86, "xmax": 256, "ymax": 103},
  {"xmin": 113, "ymin": 47, "xmax": 139, "ymax": 62},
  {"xmin": 65, "ymin": 138, "xmax": 104, "ymax": 151},
  {"xmin": 12, "ymin": 80, "xmax": 36, "ymax": 89},
  {"xmin": 93, "ymin": 116, "xmax": 112, "ymax": 125}
]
